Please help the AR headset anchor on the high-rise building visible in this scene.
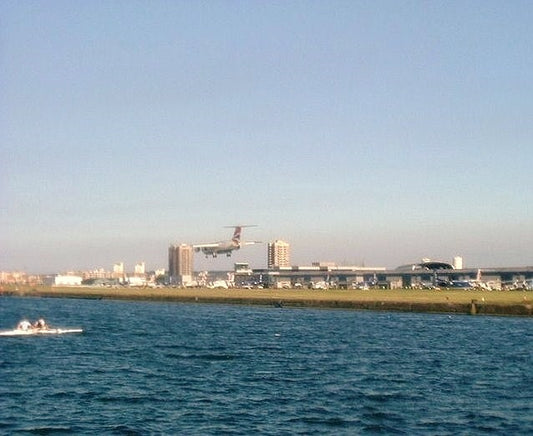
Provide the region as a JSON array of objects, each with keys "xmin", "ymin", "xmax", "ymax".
[
  {"xmin": 168, "ymin": 244, "xmax": 194, "ymax": 284},
  {"xmin": 268, "ymin": 240, "xmax": 291, "ymax": 268}
]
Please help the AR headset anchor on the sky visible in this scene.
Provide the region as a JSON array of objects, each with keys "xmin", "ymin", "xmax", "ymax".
[{"xmin": 1, "ymin": 0, "xmax": 532, "ymax": 274}]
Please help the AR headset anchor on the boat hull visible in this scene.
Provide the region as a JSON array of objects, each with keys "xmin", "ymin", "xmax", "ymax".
[{"xmin": 0, "ymin": 328, "xmax": 83, "ymax": 336}]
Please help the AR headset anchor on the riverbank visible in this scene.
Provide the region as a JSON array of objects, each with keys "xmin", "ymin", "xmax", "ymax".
[{"xmin": 2, "ymin": 285, "xmax": 532, "ymax": 316}]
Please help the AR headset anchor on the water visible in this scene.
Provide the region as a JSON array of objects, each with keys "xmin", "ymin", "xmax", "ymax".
[{"xmin": 1, "ymin": 297, "xmax": 531, "ymax": 435}]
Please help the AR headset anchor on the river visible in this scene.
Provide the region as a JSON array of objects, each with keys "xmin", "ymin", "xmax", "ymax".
[{"xmin": 1, "ymin": 297, "xmax": 531, "ymax": 434}]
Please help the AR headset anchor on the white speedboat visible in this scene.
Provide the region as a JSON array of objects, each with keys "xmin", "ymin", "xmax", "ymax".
[{"xmin": 0, "ymin": 327, "xmax": 83, "ymax": 336}]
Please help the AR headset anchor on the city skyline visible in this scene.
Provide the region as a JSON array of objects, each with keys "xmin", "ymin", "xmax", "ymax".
[
  {"xmin": 2, "ymin": 2, "xmax": 532, "ymax": 274},
  {"xmin": 0, "ymin": 234, "xmax": 516, "ymax": 277}
]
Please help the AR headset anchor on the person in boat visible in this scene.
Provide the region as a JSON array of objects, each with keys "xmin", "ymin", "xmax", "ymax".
[
  {"xmin": 34, "ymin": 318, "xmax": 48, "ymax": 329},
  {"xmin": 17, "ymin": 319, "xmax": 32, "ymax": 331}
]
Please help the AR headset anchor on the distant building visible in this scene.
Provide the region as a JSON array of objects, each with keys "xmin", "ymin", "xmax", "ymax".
[
  {"xmin": 54, "ymin": 275, "xmax": 82, "ymax": 286},
  {"xmin": 268, "ymin": 240, "xmax": 291, "ymax": 268},
  {"xmin": 313, "ymin": 262, "xmax": 337, "ymax": 268},
  {"xmin": 113, "ymin": 262, "xmax": 124, "ymax": 279},
  {"xmin": 128, "ymin": 276, "xmax": 146, "ymax": 287},
  {"xmin": 134, "ymin": 262, "xmax": 146, "ymax": 276},
  {"xmin": 1, "ymin": 271, "xmax": 27, "ymax": 284},
  {"xmin": 395, "ymin": 260, "xmax": 454, "ymax": 272},
  {"xmin": 234, "ymin": 262, "xmax": 252, "ymax": 274},
  {"xmin": 453, "ymin": 256, "xmax": 463, "ymax": 270},
  {"xmin": 154, "ymin": 268, "xmax": 166, "ymax": 278},
  {"xmin": 169, "ymin": 244, "xmax": 193, "ymax": 285},
  {"xmin": 83, "ymin": 268, "xmax": 111, "ymax": 280}
]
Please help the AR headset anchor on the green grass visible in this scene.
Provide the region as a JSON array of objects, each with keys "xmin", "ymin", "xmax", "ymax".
[{"xmin": 4, "ymin": 284, "xmax": 531, "ymax": 307}]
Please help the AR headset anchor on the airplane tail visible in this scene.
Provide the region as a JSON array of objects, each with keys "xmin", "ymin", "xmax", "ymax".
[{"xmin": 231, "ymin": 226, "xmax": 242, "ymax": 243}]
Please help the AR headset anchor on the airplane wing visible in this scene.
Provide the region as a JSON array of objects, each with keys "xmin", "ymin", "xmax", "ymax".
[
  {"xmin": 242, "ymin": 241, "xmax": 262, "ymax": 246},
  {"xmin": 192, "ymin": 243, "xmax": 220, "ymax": 248}
]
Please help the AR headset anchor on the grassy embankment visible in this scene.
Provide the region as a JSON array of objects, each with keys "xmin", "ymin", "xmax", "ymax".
[{"xmin": 3, "ymin": 285, "xmax": 532, "ymax": 316}]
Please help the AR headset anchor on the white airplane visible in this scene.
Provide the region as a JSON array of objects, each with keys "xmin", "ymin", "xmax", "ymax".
[{"xmin": 193, "ymin": 225, "xmax": 261, "ymax": 258}]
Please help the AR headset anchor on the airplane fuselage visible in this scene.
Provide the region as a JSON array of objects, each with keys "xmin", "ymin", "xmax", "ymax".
[
  {"xmin": 196, "ymin": 241, "xmax": 240, "ymax": 257},
  {"xmin": 192, "ymin": 225, "xmax": 258, "ymax": 258}
]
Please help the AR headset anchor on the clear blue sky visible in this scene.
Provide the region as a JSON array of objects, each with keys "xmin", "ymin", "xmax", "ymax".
[{"xmin": 2, "ymin": 1, "xmax": 532, "ymax": 274}]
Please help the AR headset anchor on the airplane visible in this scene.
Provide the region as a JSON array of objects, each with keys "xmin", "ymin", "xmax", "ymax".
[{"xmin": 193, "ymin": 225, "xmax": 261, "ymax": 258}]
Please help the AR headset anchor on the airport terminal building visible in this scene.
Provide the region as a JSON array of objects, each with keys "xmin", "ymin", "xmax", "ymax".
[
  {"xmin": 233, "ymin": 260, "xmax": 533, "ymax": 290},
  {"xmin": 168, "ymin": 238, "xmax": 532, "ymax": 290}
]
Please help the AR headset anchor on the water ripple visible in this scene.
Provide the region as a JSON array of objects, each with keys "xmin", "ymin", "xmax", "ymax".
[{"xmin": 1, "ymin": 298, "xmax": 532, "ymax": 434}]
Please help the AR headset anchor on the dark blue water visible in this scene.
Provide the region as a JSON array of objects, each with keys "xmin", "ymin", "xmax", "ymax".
[{"xmin": 1, "ymin": 297, "xmax": 531, "ymax": 435}]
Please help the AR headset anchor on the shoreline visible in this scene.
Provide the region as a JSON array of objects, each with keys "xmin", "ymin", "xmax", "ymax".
[{"xmin": 2, "ymin": 286, "xmax": 532, "ymax": 317}]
